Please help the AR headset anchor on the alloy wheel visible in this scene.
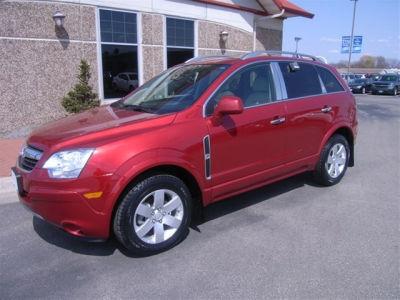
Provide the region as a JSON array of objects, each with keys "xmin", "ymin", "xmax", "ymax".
[
  {"xmin": 325, "ymin": 143, "xmax": 347, "ymax": 178},
  {"xmin": 133, "ymin": 189, "xmax": 184, "ymax": 244}
]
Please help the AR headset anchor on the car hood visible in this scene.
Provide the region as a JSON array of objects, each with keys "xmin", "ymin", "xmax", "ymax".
[{"xmin": 28, "ymin": 105, "xmax": 176, "ymax": 150}]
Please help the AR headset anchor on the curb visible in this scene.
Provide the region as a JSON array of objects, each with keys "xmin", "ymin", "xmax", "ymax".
[{"xmin": 0, "ymin": 176, "xmax": 15, "ymax": 194}]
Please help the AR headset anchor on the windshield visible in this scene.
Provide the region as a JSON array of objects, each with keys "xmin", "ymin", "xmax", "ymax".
[
  {"xmin": 112, "ymin": 64, "xmax": 229, "ymax": 114},
  {"xmin": 380, "ymin": 75, "xmax": 397, "ymax": 82}
]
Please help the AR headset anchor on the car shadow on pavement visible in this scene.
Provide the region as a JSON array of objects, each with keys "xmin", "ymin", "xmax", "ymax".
[
  {"xmin": 33, "ymin": 171, "xmax": 320, "ymax": 257},
  {"xmin": 196, "ymin": 171, "xmax": 321, "ymax": 226},
  {"xmin": 32, "ymin": 216, "xmax": 121, "ymax": 256}
]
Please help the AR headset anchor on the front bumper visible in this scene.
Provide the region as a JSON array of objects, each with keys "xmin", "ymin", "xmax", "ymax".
[
  {"xmin": 371, "ymin": 87, "xmax": 394, "ymax": 94},
  {"xmin": 13, "ymin": 166, "xmax": 120, "ymax": 239}
]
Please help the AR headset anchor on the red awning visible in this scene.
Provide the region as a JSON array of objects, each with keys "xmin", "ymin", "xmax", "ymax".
[
  {"xmin": 192, "ymin": 0, "xmax": 313, "ymax": 19},
  {"xmin": 272, "ymin": 0, "xmax": 314, "ymax": 18}
]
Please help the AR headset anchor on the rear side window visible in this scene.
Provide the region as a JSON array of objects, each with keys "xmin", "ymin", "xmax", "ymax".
[
  {"xmin": 279, "ymin": 62, "xmax": 322, "ymax": 98},
  {"xmin": 316, "ymin": 66, "xmax": 344, "ymax": 93}
]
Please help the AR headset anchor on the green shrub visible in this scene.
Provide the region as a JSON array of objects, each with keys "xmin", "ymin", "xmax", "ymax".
[{"xmin": 62, "ymin": 59, "xmax": 100, "ymax": 113}]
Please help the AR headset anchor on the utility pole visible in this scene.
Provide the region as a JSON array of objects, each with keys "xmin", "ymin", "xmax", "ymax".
[
  {"xmin": 294, "ymin": 37, "xmax": 302, "ymax": 53},
  {"xmin": 347, "ymin": 0, "xmax": 358, "ymax": 74}
]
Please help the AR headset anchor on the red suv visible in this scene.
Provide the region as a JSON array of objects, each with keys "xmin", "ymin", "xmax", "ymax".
[{"xmin": 13, "ymin": 51, "xmax": 358, "ymax": 255}]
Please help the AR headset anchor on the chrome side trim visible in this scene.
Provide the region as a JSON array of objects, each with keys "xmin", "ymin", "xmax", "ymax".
[{"xmin": 203, "ymin": 135, "xmax": 211, "ymax": 180}]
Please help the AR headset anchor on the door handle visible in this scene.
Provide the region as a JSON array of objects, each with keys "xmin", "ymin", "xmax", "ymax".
[
  {"xmin": 321, "ymin": 106, "xmax": 332, "ymax": 113},
  {"xmin": 270, "ymin": 116, "xmax": 286, "ymax": 125}
]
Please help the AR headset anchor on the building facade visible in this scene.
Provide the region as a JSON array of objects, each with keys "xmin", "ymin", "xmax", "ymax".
[{"xmin": 0, "ymin": 0, "xmax": 312, "ymax": 137}]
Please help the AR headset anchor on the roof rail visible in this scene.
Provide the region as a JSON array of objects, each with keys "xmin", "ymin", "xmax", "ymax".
[
  {"xmin": 241, "ymin": 50, "xmax": 325, "ymax": 63},
  {"xmin": 185, "ymin": 55, "xmax": 233, "ymax": 63}
]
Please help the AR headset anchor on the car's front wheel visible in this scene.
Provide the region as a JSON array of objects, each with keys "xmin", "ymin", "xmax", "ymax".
[
  {"xmin": 314, "ymin": 134, "xmax": 350, "ymax": 186},
  {"xmin": 113, "ymin": 175, "xmax": 192, "ymax": 255}
]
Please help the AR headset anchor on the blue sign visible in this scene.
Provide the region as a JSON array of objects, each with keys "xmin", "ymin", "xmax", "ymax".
[{"xmin": 341, "ymin": 36, "xmax": 363, "ymax": 53}]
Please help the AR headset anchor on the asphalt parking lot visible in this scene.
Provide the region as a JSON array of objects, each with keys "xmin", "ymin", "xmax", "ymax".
[{"xmin": 0, "ymin": 94, "xmax": 399, "ymax": 299}]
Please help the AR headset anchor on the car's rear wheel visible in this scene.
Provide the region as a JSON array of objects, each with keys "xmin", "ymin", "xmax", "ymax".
[
  {"xmin": 113, "ymin": 175, "xmax": 191, "ymax": 255},
  {"xmin": 314, "ymin": 134, "xmax": 350, "ymax": 186},
  {"xmin": 361, "ymin": 87, "xmax": 366, "ymax": 94}
]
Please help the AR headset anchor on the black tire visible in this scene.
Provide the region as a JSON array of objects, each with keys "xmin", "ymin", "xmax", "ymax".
[
  {"xmin": 361, "ymin": 87, "xmax": 366, "ymax": 94},
  {"xmin": 393, "ymin": 88, "xmax": 397, "ymax": 96},
  {"xmin": 113, "ymin": 175, "xmax": 192, "ymax": 255},
  {"xmin": 314, "ymin": 134, "xmax": 350, "ymax": 186}
]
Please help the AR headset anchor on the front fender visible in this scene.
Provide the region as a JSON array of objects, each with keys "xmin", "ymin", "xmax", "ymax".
[{"xmin": 103, "ymin": 148, "xmax": 208, "ymax": 233}]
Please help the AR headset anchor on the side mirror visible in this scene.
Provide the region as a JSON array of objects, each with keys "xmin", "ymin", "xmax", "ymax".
[{"xmin": 214, "ymin": 95, "xmax": 244, "ymax": 117}]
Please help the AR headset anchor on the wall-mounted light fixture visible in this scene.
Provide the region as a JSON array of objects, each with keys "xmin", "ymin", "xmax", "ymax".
[
  {"xmin": 220, "ymin": 31, "xmax": 229, "ymax": 43},
  {"xmin": 52, "ymin": 11, "xmax": 66, "ymax": 28},
  {"xmin": 219, "ymin": 31, "xmax": 229, "ymax": 54}
]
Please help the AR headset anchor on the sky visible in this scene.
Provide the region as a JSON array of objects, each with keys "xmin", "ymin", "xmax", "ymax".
[{"xmin": 282, "ymin": 0, "xmax": 400, "ymax": 63}]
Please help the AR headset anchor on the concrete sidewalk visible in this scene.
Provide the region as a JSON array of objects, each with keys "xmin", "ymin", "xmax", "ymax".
[
  {"xmin": 0, "ymin": 138, "xmax": 25, "ymax": 177},
  {"xmin": 0, "ymin": 138, "xmax": 25, "ymax": 195}
]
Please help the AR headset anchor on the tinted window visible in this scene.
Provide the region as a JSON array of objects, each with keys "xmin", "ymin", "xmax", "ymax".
[
  {"xmin": 100, "ymin": 10, "xmax": 137, "ymax": 43},
  {"xmin": 166, "ymin": 18, "xmax": 195, "ymax": 68},
  {"xmin": 100, "ymin": 10, "xmax": 138, "ymax": 99},
  {"xmin": 279, "ymin": 62, "xmax": 322, "ymax": 98},
  {"xmin": 206, "ymin": 64, "xmax": 276, "ymax": 116},
  {"xmin": 316, "ymin": 66, "xmax": 344, "ymax": 93},
  {"xmin": 102, "ymin": 44, "xmax": 138, "ymax": 99},
  {"xmin": 166, "ymin": 18, "xmax": 194, "ymax": 47},
  {"xmin": 167, "ymin": 48, "xmax": 195, "ymax": 68}
]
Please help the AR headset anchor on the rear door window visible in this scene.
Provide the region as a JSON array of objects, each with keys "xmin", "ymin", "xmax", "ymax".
[
  {"xmin": 279, "ymin": 62, "xmax": 322, "ymax": 99},
  {"xmin": 316, "ymin": 66, "xmax": 344, "ymax": 93}
]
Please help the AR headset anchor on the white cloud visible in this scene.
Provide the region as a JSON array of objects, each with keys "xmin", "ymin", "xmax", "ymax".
[
  {"xmin": 377, "ymin": 38, "xmax": 389, "ymax": 43},
  {"xmin": 329, "ymin": 49, "xmax": 339, "ymax": 53},
  {"xmin": 320, "ymin": 37, "xmax": 341, "ymax": 43}
]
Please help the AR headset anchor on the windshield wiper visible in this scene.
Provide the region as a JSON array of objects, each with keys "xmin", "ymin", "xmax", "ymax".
[{"xmin": 118, "ymin": 104, "xmax": 156, "ymax": 114}]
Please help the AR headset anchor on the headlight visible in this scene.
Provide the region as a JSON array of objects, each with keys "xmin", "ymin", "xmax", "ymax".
[
  {"xmin": 43, "ymin": 149, "xmax": 94, "ymax": 179},
  {"xmin": 388, "ymin": 83, "xmax": 394, "ymax": 88},
  {"xmin": 356, "ymin": 85, "xmax": 362, "ymax": 89}
]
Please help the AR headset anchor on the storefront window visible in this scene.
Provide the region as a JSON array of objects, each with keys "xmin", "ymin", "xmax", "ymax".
[
  {"xmin": 100, "ymin": 9, "xmax": 138, "ymax": 99},
  {"xmin": 166, "ymin": 18, "xmax": 194, "ymax": 68}
]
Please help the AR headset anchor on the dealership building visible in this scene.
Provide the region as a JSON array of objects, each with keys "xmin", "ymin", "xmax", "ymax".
[{"xmin": 0, "ymin": 0, "xmax": 312, "ymax": 137}]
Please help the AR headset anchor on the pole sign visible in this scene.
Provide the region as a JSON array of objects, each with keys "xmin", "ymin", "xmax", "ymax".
[{"xmin": 341, "ymin": 36, "xmax": 363, "ymax": 53}]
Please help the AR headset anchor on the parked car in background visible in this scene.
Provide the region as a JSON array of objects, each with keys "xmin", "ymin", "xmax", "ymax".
[
  {"xmin": 371, "ymin": 74, "xmax": 400, "ymax": 95},
  {"xmin": 341, "ymin": 73, "xmax": 356, "ymax": 84},
  {"xmin": 112, "ymin": 72, "xmax": 139, "ymax": 92},
  {"xmin": 13, "ymin": 51, "xmax": 358, "ymax": 255},
  {"xmin": 366, "ymin": 73, "xmax": 382, "ymax": 82},
  {"xmin": 354, "ymin": 73, "xmax": 366, "ymax": 79},
  {"xmin": 349, "ymin": 78, "xmax": 372, "ymax": 94}
]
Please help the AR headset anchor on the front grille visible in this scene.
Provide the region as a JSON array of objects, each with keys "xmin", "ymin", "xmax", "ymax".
[
  {"xmin": 374, "ymin": 84, "xmax": 389, "ymax": 88},
  {"xmin": 19, "ymin": 146, "xmax": 43, "ymax": 172}
]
